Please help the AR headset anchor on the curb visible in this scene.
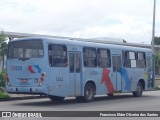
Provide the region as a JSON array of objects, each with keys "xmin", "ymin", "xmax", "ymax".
[{"xmin": 0, "ymin": 96, "xmax": 48, "ymax": 101}]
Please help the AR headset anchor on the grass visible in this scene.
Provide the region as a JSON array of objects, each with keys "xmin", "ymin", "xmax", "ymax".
[{"xmin": 0, "ymin": 91, "xmax": 10, "ymax": 99}]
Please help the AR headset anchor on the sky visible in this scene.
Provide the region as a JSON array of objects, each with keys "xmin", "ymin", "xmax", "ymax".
[{"xmin": 0, "ymin": 0, "xmax": 159, "ymax": 44}]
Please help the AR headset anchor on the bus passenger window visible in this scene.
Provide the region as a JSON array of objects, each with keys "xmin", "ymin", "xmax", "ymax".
[
  {"xmin": 125, "ymin": 51, "xmax": 136, "ymax": 68},
  {"xmin": 48, "ymin": 44, "xmax": 67, "ymax": 67},
  {"xmin": 76, "ymin": 53, "xmax": 80, "ymax": 73},
  {"xmin": 97, "ymin": 48, "xmax": 111, "ymax": 68},
  {"xmin": 83, "ymin": 47, "xmax": 97, "ymax": 67},
  {"xmin": 137, "ymin": 52, "xmax": 146, "ymax": 68},
  {"xmin": 69, "ymin": 53, "xmax": 74, "ymax": 72},
  {"xmin": 122, "ymin": 51, "xmax": 126, "ymax": 67}
]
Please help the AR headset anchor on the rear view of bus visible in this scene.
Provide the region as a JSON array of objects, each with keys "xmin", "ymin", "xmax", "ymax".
[{"xmin": 6, "ymin": 38, "xmax": 48, "ymax": 95}]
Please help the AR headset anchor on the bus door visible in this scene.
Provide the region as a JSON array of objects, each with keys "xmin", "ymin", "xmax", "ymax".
[
  {"xmin": 69, "ymin": 52, "xmax": 82, "ymax": 96},
  {"xmin": 112, "ymin": 55, "xmax": 122, "ymax": 91}
]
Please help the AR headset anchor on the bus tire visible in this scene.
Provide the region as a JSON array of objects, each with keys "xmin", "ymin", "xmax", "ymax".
[
  {"xmin": 83, "ymin": 83, "xmax": 95, "ymax": 102},
  {"xmin": 49, "ymin": 96, "xmax": 64, "ymax": 101},
  {"xmin": 76, "ymin": 96, "xmax": 83, "ymax": 102},
  {"xmin": 132, "ymin": 82, "xmax": 143, "ymax": 97}
]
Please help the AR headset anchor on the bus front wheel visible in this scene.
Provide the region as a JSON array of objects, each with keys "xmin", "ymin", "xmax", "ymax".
[
  {"xmin": 83, "ymin": 83, "xmax": 95, "ymax": 102},
  {"xmin": 132, "ymin": 82, "xmax": 143, "ymax": 97}
]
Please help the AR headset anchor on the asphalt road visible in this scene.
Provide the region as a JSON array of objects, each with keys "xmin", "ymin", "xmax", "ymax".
[{"xmin": 0, "ymin": 91, "xmax": 160, "ymax": 120}]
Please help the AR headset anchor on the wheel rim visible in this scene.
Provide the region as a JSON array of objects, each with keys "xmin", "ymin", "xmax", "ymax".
[{"xmin": 86, "ymin": 87, "xmax": 93, "ymax": 99}]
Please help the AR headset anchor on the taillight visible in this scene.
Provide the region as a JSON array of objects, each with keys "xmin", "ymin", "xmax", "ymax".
[
  {"xmin": 5, "ymin": 73, "xmax": 10, "ymax": 86},
  {"xmin": 41, "ymin": 72, "xmax": 45, "ymax": 81},
  {"xmin": 39, "ymin": 72, "xmax": 46, "ymax": 86}
]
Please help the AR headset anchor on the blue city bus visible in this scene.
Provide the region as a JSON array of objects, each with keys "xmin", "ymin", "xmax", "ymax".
[{"xmin": 6, "ymin": 37, "xmax": 154, "ymax": 102}]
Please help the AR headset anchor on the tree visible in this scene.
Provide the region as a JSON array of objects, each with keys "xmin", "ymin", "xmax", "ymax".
[
  {"xmin": 154, "ymin": 36, "xmax": 160, "ymax": 45},
  {"xmin": 154, "ymin": 50, "xmax": 160, "ymax": 75},
  {"xmin": 153, "ymin": 36, "xmax": 160, "ymax": 75},
  {"xmin": 154, "ymin": 49, "xmax": 160, "ymax": 66},
  {"xmin": 0, "ymin": 31, "xmax": 7, "ymax": 70}
]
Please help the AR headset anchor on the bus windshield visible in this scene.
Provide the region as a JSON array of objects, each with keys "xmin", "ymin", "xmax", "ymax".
[{"xmin": 7, "ymin": 40, "xmax": 44, "ymax": 59}]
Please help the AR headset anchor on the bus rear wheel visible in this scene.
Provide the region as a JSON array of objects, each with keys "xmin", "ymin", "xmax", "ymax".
[
  {"xmin": 132, "ymin": 82, "xmax": 143, "ymax": 97},
  {"xmin": 83, "ymin": 83, "xmax": 95, "ymax": 102},
  {"xmin": 49, "ymin": 96, "xmax": 64, "ymax": 101}
]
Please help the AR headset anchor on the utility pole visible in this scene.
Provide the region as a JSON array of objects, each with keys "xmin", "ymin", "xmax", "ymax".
[
  {"xmin": 151, "ymin": 0, "xmax": 156, "ymax": 88},
  {"xmin": 152, "ymin": 0, "xmax": 156, "ymax": 54}
]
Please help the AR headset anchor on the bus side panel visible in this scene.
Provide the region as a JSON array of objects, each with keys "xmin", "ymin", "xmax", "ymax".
[
  {"xmin": 96, "ymin": 68, "xmax": 113, "ymax": 95},
  {"xmin": 47, "ymin": 67, "xmax": 69, "ymax": 97},
  {"xmin": 82, "ymin": 68, "xmax": 98, "ymax": 95},
  {"xmin": 121, "ymin": 68, "xmax": 138, "ymax": 92},
  {"xmin": 82, "ymin": 67, "xmax": 116, "ymax": 95},
  {"xmin": 46, "ymin": 42, "xmax": 70, "ymax": 97},
  {"xmin": 121, "ymin": 52, "xmax": 154, "ymax": 92}
]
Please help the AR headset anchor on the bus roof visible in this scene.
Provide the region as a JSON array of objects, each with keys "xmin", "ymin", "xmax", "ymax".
[
  {"xmin": 4, "ymin": 31, "xmax": 159, "ymax": 50},
  {"xmin": 9, "ymin": 37, "xmax": 152, "ymax": 53}
]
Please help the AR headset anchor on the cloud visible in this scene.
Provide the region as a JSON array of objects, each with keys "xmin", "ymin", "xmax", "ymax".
[{"xmin": 0, "ymin": 0, "xmax": 159, "ymax": 44}]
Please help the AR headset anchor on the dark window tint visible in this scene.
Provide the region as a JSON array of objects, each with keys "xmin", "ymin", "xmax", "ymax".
[
  {"xmin": 125, "ymin": 51, "xmax": 136, "ymax": 68},
  {"xmin": 69, "ymin": 53, "xmax": 80, "ymax": 73},
  {"xmin": 69, "ymin": 53, "xmax": 74, "ymax": 72},
  {"xmin": 76, "ymin": 53, "xmax": 80, "ymax": 73},
  {"xmin": 83, "ymin": 47, "xmax": 97, "ymax": 67},
  {"xmin": 97, "ymin": 48, "xmax": 111, "ymax": 68},
  {"xmin": 137, "ymin": 52, "xmax": 146, "ymax": 68},
  {"xmin": 112, "ymin": 56, "xmax": 121, "ymax": 72},
  {"xmin": 8, "ymin": 40, "xmax": 43, "ymax": 59},
  {"xmin": 48, "ymin": 44, "xmax": 67, "ymax": 67}
]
